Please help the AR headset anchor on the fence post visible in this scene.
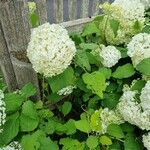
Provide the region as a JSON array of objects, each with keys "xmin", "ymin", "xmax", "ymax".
[{"xmin": 0, "ymin": 0, "xmax": 40, "ymax": 99}]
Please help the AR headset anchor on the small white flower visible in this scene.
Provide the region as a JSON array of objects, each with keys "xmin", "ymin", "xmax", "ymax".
[
  {"xmin": 140, "ymin": 81, "xmax": 150, "ymax": 113},
  {"xmin": 127, "ymin": 33, "xmax": 150, "ymax": 66},
  {"xmin": 28, "ymin": 2, "xmax": 36, "ymax": 14},
  {"xmin": 100, "ymin": 46, "xmax": 121, "ymax": 67},
  {"xmin": 57, "ymin": 85, "xmax": 76, "ymax": 96},
  {"xmin": 0, "ymin": 141, "xmax": 22, "ymax": 150},
  {"xmin": 140, "ymin": 0, "xmax": 150, "ymax": 10},
  {"xmin": 0, "ymin": 90, "xmax": 6, "ymax": 133},
  {"xmin": 143, "ymin": 132, "xmax": 150, "ymax": 150},
  {"xmin": 27, "ymin": 23, "xmax": 76, "ymax": 77}
]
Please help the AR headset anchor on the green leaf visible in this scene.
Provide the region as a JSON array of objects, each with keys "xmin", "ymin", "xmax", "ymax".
[
  {"xmin": 75, "ymin": 49, "xmax": 91, "ymax": 71},
  {"xmin": 82, "ymin": 71, "xmax": 106, "ymax": 98},
  {"xmin": 75, "ymin": 119, "xmax": 91, "ymax": 133},
  {"xmin": 21, "ymin": 130, "xmax": 44, "ymax": 150},
  {"xmin": 0, "ymin": 113, "xmax": 19, "ymax": 146},
  {"xmin": 4, "ymin": 93, "xmax": 24, "ymax": 114},
  {"xmin": 82, "ymin": 22, "xmax": 100, "ymax": 36},
  {"xmin": 124, "ymin": 133, "xmax": 142, "ymax": 150},
  {"xmin": 133, "ymin": 20, "xmax": 141, "ymax": 32},
  {"xmin": 61, "ymin": 101, "xmax": 72, "ymax": 116},
  {"xmin": 131, "ymin": 80, "xmax": 146, "ymax": 92},
  {"xmin": 99, "ymin": 135, "xmax": 112, "ymax": 145},
  {"xmin": 107, "ymin": 124, "xmax": 124, "ymax": 139},
  {"xmin": 109, "ymin": 19, "xmax": 120, "ymax": 37},
  {"xmin": 142, "ymin": 25, "xmax": 150, "ymax": 33},
  {"xmin": 99, "ymin": 67, "xmax": 112, "ymax": 79},
  {"xmin": 64, "ymin": 119, "xmax": 76, "ymax": 135},
  {"xmin": 79, "ymin": 43, "xmax": 99, "ymax": 50},
  {"xmin": 112, "ymin": 64, "xmax": 135, "ymax": 79},
  {"xmin": 20, "ymin": 101, "xmax": 39, "ymax": 132},
  {"xmin": 116, "ymin": 47, "xmax": 128, "ymax": 58},
  {"xmin": 39, "ymin": 137, "xmax": 59, "ymax": 150},
  {"xmin": 21, "ymin": 83, "xmax": 36, "ymax": 98},
  {"xmin": 136, "ymin": 58, "xmax": 150, "ymax": 75},
  {"xmin": 48, "ymin": 67, "xmax": 76, "ymax": 93},
  {"xmin": 86, "ymin": 136, "xmax": 98, "ymax": 149}
]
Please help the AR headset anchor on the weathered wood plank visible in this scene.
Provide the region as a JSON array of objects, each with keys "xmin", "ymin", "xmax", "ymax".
[
  {"xmin": 0, "ymin": 22, "xmax": 18, "ymax": 91},
  {"xmin": 35, "ymin": 0, "xmax": 47, "ymax": 24},
  {"xmin": 0, "ymin": 0, "xmax": 40, "ymax": 99},
  {"xmin": 54, "ymin": 0, "xmax": 63, "ymax": 23},
  {"xmin": 82, "ymin": 0, "xmax": 89, "ymax": 18},
  {"xmin": 61, "ymin": 17, "xmax": 92, "ymax": 33},
  {"xmin": 92, "ymin": 0, "xmax": 100, "ymax": 16},
  {"xmin": 68, "ymin": 0, "xmax": 78, "ymax": 20}
]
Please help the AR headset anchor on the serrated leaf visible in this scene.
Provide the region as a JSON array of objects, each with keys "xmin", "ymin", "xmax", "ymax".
[
  {"xmin": 21, "ymin": 83, "xmax": 36, "ymax": 98},
  {"xmin": 142, "ymin": 25, "xmax": 150, "ymax": 33},
  {"xmin": 82, "ymin": 22, "xmax": 100, "ymax": 36},
  {"xmin": 116, "ymin": 47, "xmax": 128, "ymax": 58},
  {"xmin": 75, "ymin": 49, "xmax": 91, "ymax": 71},
  {"xmin": 99, "ymin": 67, "xmax": 112, "ymax": 79},
  {"xmin": 0, "ymin": 113, "xmax": 19, "ymax": 146},
  {"xmin": 4, "ymin": 93, "xmax": 24, "ymax": 114},
  {"xmin": 79, "ymin": 43, "xmax": 99, "ymax": 50},
  {"xmin": 124, "ymin": 133, "xmax": 142, "ymax": 150},
  {"xmin": 75, "ymin": 119, "xmax": 91, "ymax": 133},
  {"xmin": 99, "ymin": 135, "xmax": 112, "ymax": 145},
  {"xmin": 131, "ymin": 80, "xmax": 146, "ymax": 92},
  {"xmin": 107, "ymin": 124, "xmax": 124, "ymax": 139},
  {"xmin": 112, "ymin": 64, "xmax": 135, "ymax": 79},
  {"xmin": 109, "ymin": 19, "xmax": 120, "ymax": 37},
  {"xmin": 48, "ymin": 67, "xmax": 76, "ymax": 93},
  {"xmin": 82, "ymin": 71, "xmax": 106, "ymax": 98},
  {"xmin": 86, "ymin": 136, "xmax": 98, "ymax": 149},
  {"xmin": 64, "ymin": 119, "xmax": 76, "ymax": 135},
  {"xmin": 61, "ymin": 101, "xmax": 72, "ymax": 116},
  {"xmin": 20, "ymin": 101, "xmax": 39, "ymax": 132},
  {"xmin": 136, "ymin": 58, "xmax": 150, "ymax": 75}
]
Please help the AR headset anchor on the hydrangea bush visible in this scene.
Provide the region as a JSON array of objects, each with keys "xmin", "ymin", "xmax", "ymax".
[{"xmin": 0, "ymin": 0, "xmax": 150, "ymax": 150}]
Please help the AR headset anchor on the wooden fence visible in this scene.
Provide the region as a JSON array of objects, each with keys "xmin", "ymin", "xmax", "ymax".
[{"xmin": 0, "ymin": 0, "xmax": 111, "ymax": 99}]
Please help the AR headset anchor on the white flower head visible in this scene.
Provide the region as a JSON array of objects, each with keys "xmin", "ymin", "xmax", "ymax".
[
  {"xmin": 143, "ymin": 132, "xmax": 150, "ymax": 150},
  {"xmin": 100, "ymin": 46, "xmax": 121, "ymax": 67},
  {"xmin": 28, "ymin": 2, "xmax": 36, "ymax": 14},
  {"xmin": 57, "ymin": 85, "xmax": 76, "ymax": 96},
  {"xmin": 27, "ymin": 23, "xmax": 76, "ymax": 77},
  {"xmin": 0, "ymin": 90, "xmax": 6, "ymax": 133},
  {"xmin": 113, "ymin": 0, "xmax": 145, "ymax": 24},
  {"xmin": 117, "ymin": 89, "xmax": 150, "ymax": 130},
  {"xmin": 0, "ymin": 141, "xmax": 22, "ymax": 150},
  {"xmin": 127, "ymin": 33, "xmax": 150, "ymax": 66},
  {"xmin": 140, "ymin": 81, "xmax": 150, "ymax": 113}
]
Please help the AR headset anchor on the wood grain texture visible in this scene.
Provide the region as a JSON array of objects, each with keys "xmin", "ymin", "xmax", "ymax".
[
  {"xmin": 0, "ymin": 0, "xmax": 40, "ymax": 99},
  {"xmin": 0, "ymin": 22, "xmax": 18, "ymax": 91},
  {"xmin": 82, "ymin": 0, "xmax": 89, "ymax": 18},
  {"xmin": 92, "ymin": 0, "xmax": 100, "ymax": 16},
  {"xmin": 54, "ymin": 0, "xmax": 63, "ymax": 23},
  {"xmin": 68, "ymin": 0, "xmax": 77, "ymax": 20},
  {"xmin": 35, "ymin": 0, "xmax": 48, "ymax": 24}
]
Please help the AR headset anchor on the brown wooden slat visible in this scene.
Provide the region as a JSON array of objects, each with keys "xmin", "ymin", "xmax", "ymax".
[
  {"xmin": 92, "ymin": 0, "xmax": 100, "ymax": 16},
  {"xmin": 68, "ymin": 0, "xmax": 78, "ymax": 20},
  {"xmin": 54, "ymin": 0, "xmax": 63, "ymax": 23},
  {"xmin": 35, "ymin": 0, "xmax": 48, "ymax": 24},
  {"xmin": 81, "ymin": 0, "xmax": 90, "ymax": 18}
]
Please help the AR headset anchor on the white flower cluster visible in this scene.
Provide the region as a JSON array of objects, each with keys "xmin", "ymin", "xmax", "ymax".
[
  {"xmin": 27, "ymin": 23, "xmax": 76, "ymax": 77},
  {"xmin": 143, "ymin": 132, "xmax": 150, "ymax": 150},
  {"xmin": 0, "ymin": 90, "xmax": 6, "ymax": 133},
  {"xmin": 140, "ymin": 81, "xmax": 150, "ymax": 113},
  {"xmin": 101, "ymin": 0, "xmax": 145, "ymax": 45},
  {"xmin": 117, "ymin": 87, "xmax": 150, "ymax": 130},
  {"xmin": 91, "ymin": 108, "xmax": 124, "ymax": 134},
  {"xmin": 100, "ymin": 108, "xmax": 124, "ymax": 134},
  {"xmin": 0, "ymin": 141, "xmax": 22, "ymax": 150},
  {"xmin": 113, "ymin": 0, "xmax": 145, "ymax": 24},
  {"xmin": 99, "ymin": 46, "xmax": 121, "ymax": 67},
  {"xmin": 57, "ymin": 85, "xmax": 76, "ymax": 96},
  {"xmin": 127, "ymin": 33, "xmax": 150, "ymax": 66}
]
